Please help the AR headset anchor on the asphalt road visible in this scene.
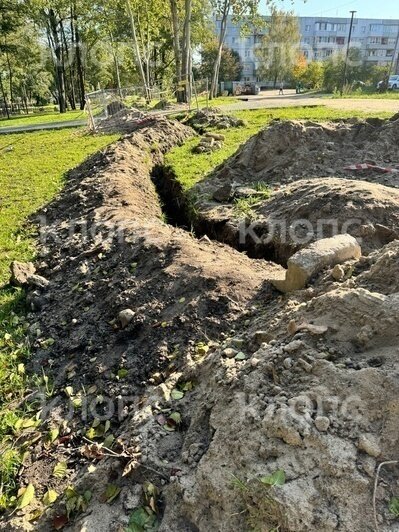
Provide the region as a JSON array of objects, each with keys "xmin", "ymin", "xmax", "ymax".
[
  {"xmin": 225, "ymin": 89, "xmax": 399, "ymax": 114},
  {"xmin": 0, "ymin": 119, "xmax": 87, "ymax": 134}
]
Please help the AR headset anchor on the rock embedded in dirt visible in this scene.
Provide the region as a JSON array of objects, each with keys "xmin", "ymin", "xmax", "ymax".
[
  {"xmin": 118, "ymin": 309, "xmax": 135, "ymax": 328},
  {"xmin": 271, "ymin": 234, "xmax": 361, "ymax": 293},
  {"xmin": 223, "ymin": 348, "xmax": 237, "ymax": 358},
  {"xmin": 212, "ymin": 184, "xmax": 234, "ymax": 202},
  {"xmin": 332, "ymin": 264, "xmax": 345, "ymax": 281},
  {"xmin": 314, "ymin": 416, "xmax": 330, "ymax": 432},
  {"xmin": 358, "ymin": 434, "xmax": 381, "ymax": 457},
  {"xmin": 10, "ymin": 260, "xmax": 36, "ymax": 286}
]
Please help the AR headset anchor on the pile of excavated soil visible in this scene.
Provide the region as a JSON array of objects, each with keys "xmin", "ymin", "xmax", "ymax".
[
  {"xmin": 184, "ymin": 108, "xmax": 245, "ymax": 132},
  {"xmin": 3, "ymin": 115, "xmax": 399, "ymax": 532},
  {"xmin": 188, "ymin": 116, "xmax": 399, "ymax": 263},
  {"xmin": 204, "ymin": 117, "xmax": 399, "ymax": 189}
]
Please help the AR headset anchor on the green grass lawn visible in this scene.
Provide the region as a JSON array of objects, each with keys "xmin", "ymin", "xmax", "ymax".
[
  {"xmin": 0, "ymin": 128, "xmax": 118, "ymax": 509},
  {"xmin": 165, "ymin": 105, "xmax": 393, "ymax": 192},
  {"xmin": 0, "ymin": 109, "xmax": 86, "ymax": 128}
]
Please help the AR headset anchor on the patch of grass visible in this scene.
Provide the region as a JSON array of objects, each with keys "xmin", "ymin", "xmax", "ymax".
[
  {"xmin": 0, "ymin": 109, "xmax": 85, "ymax": 128},
  {"xmin": 233, "ymin": 183, "xmax": 272, "ymax": 219},
  {"xmin": 327, "ymin": 90, "xmax": 399, "ymax": 100},
  {"xmin": 0, "ymin": 128, "xmax": 118, "ymax": 510},
  {"xmin": 165, "ymin": 105, "xmax": 392, "ymax": 192}
]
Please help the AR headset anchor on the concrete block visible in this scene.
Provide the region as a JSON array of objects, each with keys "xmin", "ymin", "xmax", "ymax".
[{"xmin": 272, "ymin": 234, "xmax": 361, "ymax": 293}]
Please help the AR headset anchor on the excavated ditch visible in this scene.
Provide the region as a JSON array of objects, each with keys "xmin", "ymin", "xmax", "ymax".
[{"xmin": 151, "ymin": 164, "xmax": 294, "ymax": 265}]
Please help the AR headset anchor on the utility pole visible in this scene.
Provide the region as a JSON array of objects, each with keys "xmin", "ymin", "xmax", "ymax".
[{"xmin": 341, "ymin": 10, "xmax": 357, "ymax": 96}]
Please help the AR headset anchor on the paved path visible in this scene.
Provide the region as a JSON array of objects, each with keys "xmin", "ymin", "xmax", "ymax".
[
  {"xmin": 0, "ymin": 92, "xmax": 397, "ymax": 134},
  {"xmin": 0, "ymin": 119, "xmax": 86, "ymax": 134},
  {"xmin": 224, "ymin": 90, "xmax": 399, "ymax": 114}
]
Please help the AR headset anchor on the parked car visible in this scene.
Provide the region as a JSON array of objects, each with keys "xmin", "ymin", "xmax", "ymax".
[{"xmin": 388, "ymin": 75, "xmax": 399, "ymax": 90}]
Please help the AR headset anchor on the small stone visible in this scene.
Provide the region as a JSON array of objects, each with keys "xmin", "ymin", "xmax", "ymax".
[
  {"xmin": 250, "ymin": 357, "xmax": 260, "ymax": 367},
  {"xmin": 213, "ymin": 184, "xmax": 233, "ymax": 203},
  {"xmin": 358, "ymin": 434, "xmax": 381, "ymax": 457},
  {"xmin": 252, "ymin": 330, "xmax": 271, "ymax": 345},
  {"xmin": 283, "ymin": 357, "xmax": 293, "ymax": 369},
  {"xmin": 10, "ymin": 261, "xmax": 36, "ymax": 286},
  {"xmin": 118, "ymin": 309, "xmax": 135, "ymax": 328},
  {"xmin": 332, "ymin": 264, "xmax": 345, "ymax": 281},
  {"xmin": 283, "ymin": 340, "xmax": 304, "ymax": 353},
  {"xmin": 223, "ymin": 348, "xmax": 237, "ymax": 358},
  {"xmin": 231, "ymin": 338, "xmax": 245, "ymax": 349},
  {"xmin": 314, "ymin": 416, "xmax": 330, "ymax": 432},
  {"xmin": 28, "ymin": 274, "xmax": 49, "ymax": 289},
  {"xmin": 298, "ymin": 358, "xmax": 313, "ymax": 372}
]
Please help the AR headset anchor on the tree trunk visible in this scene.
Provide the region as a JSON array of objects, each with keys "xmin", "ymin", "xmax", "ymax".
[
  {"xmin": 5, "ymin": 47, "xmax": 14, "ymax": 109},
  {"xmin": 0, "ymin": 75, "xmax": 9, "ymax": 119},
  {"xmin": 48, "ymin": 9, "xmax": 67, "ymax": 113},
  {"xmin": 110, "ymin": 33, "xmax": 122, "ymax": 98},
  {"xmin": 169, "ymin": 0, "xmax": 181, "ymax": 86},
  {"xmin": 210, "ymin": 0, "xmax": 230, "ymax": 100},
  {"xmin": 61, "ymin": 18, "xmax": 76, "ymax": 110},
  {"xmin": 73, "ymin": 11, "xmax": 86, "ymax": 109},
  {"xmin": 126, "ymin": 0, "xmax": 150, "ymax": 102},
  {"xmin": 180, "ymin": 0, "xmax": 192, "ymax": 103}
]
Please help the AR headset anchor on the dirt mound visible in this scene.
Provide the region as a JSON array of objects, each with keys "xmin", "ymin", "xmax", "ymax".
[
  {"xmin": 185, "ymin": 108, "xmax": 245, "ymax": 132},
  {"xmin": 5, "ymin": 117, "xmax": 279, "ymax": 531},
  {"xmin": 206, "ymin": 117, "xmax": 399, "ymax": 189}
]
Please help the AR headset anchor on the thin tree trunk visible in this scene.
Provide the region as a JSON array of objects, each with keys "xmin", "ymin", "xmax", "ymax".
[
  {"xmin": 181, "ymin": 0, "xmax": 192, "ymax": 103},
  {"xmin": 72, "ymin": 2, "xmax": 86, "ymax": 110},
  {"xmin": 110, "ymin": 33, "xmax": 122, "ymax": 98},
  {"xmin": 48, "ymin": 9, "xmax": 67, "ymax": 113},
  {"xmin": 126, "ymin": 0, "xmax": 150, "ymax": 101},
  {"xmin": 61, "ymin": 18, "xmax": 76, "ymax": 110},
  {"xmin": 210, "ymin": 0, "xmax": 230, "ymax": 99},
  {"xmin": 5, "ymin": 46, "xmax": 14, "ymax": 109},
  {"xmin": 0, "ymin": 75, "xmax": 9, "ymax": 119},
  {"xmin": 169, "ymin": 0, "xmax": 181, "ymax": 85}
]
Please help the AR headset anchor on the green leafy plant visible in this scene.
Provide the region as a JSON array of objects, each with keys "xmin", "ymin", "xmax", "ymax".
[{"xmin": 389, "ymin": 497, "xmax": 399, "ymax": 517}]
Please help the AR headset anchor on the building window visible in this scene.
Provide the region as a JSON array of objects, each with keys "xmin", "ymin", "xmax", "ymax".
[
  {"xmin": 361, "ymin": 26, "xmax": 366, "ymax": 33},
  {"xmin": 244, "ymin": 50, "xmax": 250, "ymax": 58},
  {"xmin": 316, "ymin": 22, "xmax": 328, "ymax": 31},
  {"xmin": 369, "ymin": 37, "xmax": 381, "ymax": 44},
  {"xmin": 305, "ymin": 25, "xmax": 311, "ymax": 32},
  {"xmin": 336, "ymin": 37, "xmax": 345, "ymax": 45},
  {"xmin": 387, "ymin": 49, "xmax": 394, "ymax": 57},
  {"xmin": 370, "ymin": 24, "xmax": 382, "ymax": 32},
  {"xmin": 337, "ymin": 23, "xmax": 346, "ymax": 32}
]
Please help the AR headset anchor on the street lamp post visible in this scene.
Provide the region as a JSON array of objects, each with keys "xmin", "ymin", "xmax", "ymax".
[{"xmin": 341, "ymin": 10, "xmax": 357, "ymax": 96}]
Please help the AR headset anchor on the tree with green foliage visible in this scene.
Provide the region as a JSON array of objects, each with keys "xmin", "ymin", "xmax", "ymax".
[
  {"xmin": 209, "ymin": 0, "xmax": 262, "ymax": 98},
  {"xmin": 255, "ymin": 8, "xmax": 300, "ymax": 87},
  {"xmin": 199, "ymin": 41, "xmax": 242, "ymax": 82}
]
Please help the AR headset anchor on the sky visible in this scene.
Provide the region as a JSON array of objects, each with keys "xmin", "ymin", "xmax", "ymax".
[{"xmin": 260, "ymin": 0, "xmax": 399, "ymax": 20}]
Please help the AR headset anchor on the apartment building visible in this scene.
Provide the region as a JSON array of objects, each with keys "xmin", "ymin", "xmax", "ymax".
[{"xmin": 217, "ymin": 16, "xmax": 399, "ymax": 82}]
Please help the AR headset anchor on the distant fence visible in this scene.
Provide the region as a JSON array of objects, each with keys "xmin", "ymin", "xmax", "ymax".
[{"xmin": 85, "ymin": 79, "xmax": 210, "ymax": 131}]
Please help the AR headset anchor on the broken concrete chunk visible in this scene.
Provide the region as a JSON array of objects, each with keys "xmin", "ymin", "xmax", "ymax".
[
  {"xmin": 272, "ymin": 234, "xmax": 361, "ymax": 293},
  {"xmin": 10, "ymin": 261, "xmax": 36, "ymax": 286}
]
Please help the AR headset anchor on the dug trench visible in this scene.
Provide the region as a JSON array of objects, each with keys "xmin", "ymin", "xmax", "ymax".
[
  {"xmin": 4, "ymin": 115, "xmax": 399, "ymax": 532},
  {"xmin": 151, "ymin": 164, "xmax": 296, "ymax": 266}
]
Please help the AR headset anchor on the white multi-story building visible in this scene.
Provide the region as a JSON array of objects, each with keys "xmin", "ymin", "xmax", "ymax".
[{"xmin": 217, "ymin": 15, "xmax": 399, "ymax": 82}]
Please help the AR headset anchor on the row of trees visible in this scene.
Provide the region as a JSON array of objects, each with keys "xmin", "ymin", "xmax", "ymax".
[{"xmin": 0, "ymin": 0, "xmax": 274, "ymax": 113}]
